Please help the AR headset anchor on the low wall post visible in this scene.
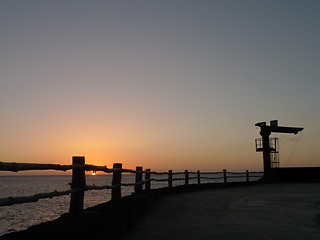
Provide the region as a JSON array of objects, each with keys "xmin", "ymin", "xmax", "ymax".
[
  {"xmin": 145, "ymin": 169, "xmax": 151, "ymax": 191},
  {"xmin": 223, "ymin": 169, "xmax": 227, "ymax": 183},
  {"xmin": 112, "ymin": 163, "xmax": 122, "ymax": 200},
  {"xmin": 69, "ymin": 156, "xmax": 86, "ymax": 214},
  {"xmin": 168, "ymin": 170, "xmax": 173, "ymax": 188},
  {"xmin": 185, "ymin": 170, "xmax": 189, "ymax": 185},
  {"xmin": 246, "ymin": 170, "xmax": 249, "ymax": 183},
  {"xmin": 197, "ymin": 170, "xmax": 201, "ymax": 184},
  {"xmin": 135, "ymin": 166, "xmax": 143, "ymax": 194}
]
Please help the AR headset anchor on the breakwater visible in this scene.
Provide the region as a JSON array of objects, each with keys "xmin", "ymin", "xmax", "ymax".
[
  {"xmin": 0, "ymin": 157, "xmax": 262, "ymax": 212},
  {"xmin": 0, "ymin": 156, "xmax": 263, "ymax": 239},
  {"xmin": 0, "ymin": 181, "xmax": 262, "ymax": 240}
]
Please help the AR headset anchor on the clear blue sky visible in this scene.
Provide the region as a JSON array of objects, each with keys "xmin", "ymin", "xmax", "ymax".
[{"xmin": 1, "ymin": 0, "xmax": 319, "ymax": 172}]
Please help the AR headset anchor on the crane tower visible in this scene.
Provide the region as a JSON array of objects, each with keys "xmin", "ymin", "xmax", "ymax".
[{"xmin": 255, "ymin": 120, "xmax": 303, "ymax": 172}]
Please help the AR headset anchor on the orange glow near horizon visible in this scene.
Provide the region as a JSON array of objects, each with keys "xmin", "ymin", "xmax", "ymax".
[
  {"xmin": 0, "ymin": 125, "xmax": 318, "ymax": 176},
  {"xmin": 1, "ymin": 1, "xmax": 319, "ymax": 176}
]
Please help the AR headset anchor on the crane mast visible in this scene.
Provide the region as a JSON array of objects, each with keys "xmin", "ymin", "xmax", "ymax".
[{"xmin": 255, "ymin": 120, "xmax": 303, "ymax": 172}]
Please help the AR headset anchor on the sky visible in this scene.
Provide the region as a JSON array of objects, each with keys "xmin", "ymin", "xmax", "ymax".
[{"xmin": 1, "ymin": 0, "xmax": 319, "ymax": 174}]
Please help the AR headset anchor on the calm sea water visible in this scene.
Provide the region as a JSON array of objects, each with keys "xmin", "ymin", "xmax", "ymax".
[
  {"xmin": 0, "ymin": 174, "xmax": 135, "ymax": 236},
  {"xmin": 0, "ymin": 173, "xmax": 260, "ymax": 236},
  {"xmin": 0, "ymin": 174, "xmax": 174, "ymax": 236}
]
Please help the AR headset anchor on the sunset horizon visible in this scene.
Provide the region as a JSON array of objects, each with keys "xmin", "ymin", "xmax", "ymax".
[{"xmin": 1, "ymin": 0, "xmax": 319, "ymax": 175}]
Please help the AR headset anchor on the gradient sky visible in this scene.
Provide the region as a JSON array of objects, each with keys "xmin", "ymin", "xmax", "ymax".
[{"xmin": 1, "ymin": 0, "xmax": 319, "ymax": 174}]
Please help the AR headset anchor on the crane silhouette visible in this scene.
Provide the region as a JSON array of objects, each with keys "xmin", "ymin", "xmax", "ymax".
[{"xmin": 255, "ymin": 120, "xmax": 303, "ymax": 172}]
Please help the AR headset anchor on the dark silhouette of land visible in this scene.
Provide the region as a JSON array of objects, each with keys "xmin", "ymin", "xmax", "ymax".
[{"xmin": 1, "ymin": 182, "xmax": 320, "ymax": 240}]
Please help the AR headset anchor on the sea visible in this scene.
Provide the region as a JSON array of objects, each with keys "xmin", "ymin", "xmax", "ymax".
[
  {"xmin": 0, "ymin": 172, "xmax": 260, "ymax": 236},
  {"xmin": 0, "ymin": 174, "xmax": 177, "ymax": 236}
]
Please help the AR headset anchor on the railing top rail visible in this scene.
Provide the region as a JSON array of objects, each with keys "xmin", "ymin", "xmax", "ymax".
[
  {"xmin": 0, "ymin": 162, "xmax": 74, "ymax": 172},
  {"xmin": 0, "ymin": 160, "xmax": 264, "ymax": 179},
  {"xmin": 0, "ymin": 162, "xmax": 136, "ymax": 174},
  {"xmin": 85, "ymin": 164, "xmax": 112, "ymax": 173}
]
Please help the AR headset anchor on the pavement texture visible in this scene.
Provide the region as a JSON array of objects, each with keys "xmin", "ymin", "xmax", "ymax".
[{"xmin": 123, "ymin": 183, "xmax": 320, "ymax": 240}]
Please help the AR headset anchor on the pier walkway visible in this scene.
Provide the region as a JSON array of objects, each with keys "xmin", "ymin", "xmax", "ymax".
[{"xmin": 124, "ymin": 183, "xmax": 320, "ymax": 240}]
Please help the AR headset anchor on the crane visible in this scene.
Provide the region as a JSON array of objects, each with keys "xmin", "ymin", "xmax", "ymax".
[{"xmin": 255, "ymin": 120, "xmax": 303, "ymax": 172}]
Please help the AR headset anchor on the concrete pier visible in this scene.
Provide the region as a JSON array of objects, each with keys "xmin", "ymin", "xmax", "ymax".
[{"xmin": 124, "ymin": 183, "xmax": 320, "ymax": 240}]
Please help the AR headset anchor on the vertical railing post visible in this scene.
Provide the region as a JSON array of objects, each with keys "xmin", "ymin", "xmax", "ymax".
[
  {"xmin": 197, "ymin": 170, "xmax": 201, "ymax": 184},
  {"xmin": 112, "ymin": 163, "xmax": 122, "ymax": 201},
  {"xmin": 223, "ymin": 169, "xmax": 227, "ymax": 183},
  {"xmin": 69, "ymin": 156, "xmax": 86, "ymax": 214},
  {"xmin": 135, "ymin": 166, "xmax": 143, "ymax": 194},
  {"xmin": 185, "ymin": 170, "xmax": 189, "ymax": 185},
  {"xmin": 246, "ymin": 170, "xmax": 249, "ymax": 183},
  {"xmin": 168, "ymin": 170, "xmax": 173, "ymax": 188},
  {"xmin": 145, "ymin": 169, "xmax": 151, "ymax": 191}
]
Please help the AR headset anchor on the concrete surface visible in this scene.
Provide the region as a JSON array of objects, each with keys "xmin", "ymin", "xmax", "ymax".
[{"xmin": 123, "ymin": 183, "xmax": 320, "ymax": 240}]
